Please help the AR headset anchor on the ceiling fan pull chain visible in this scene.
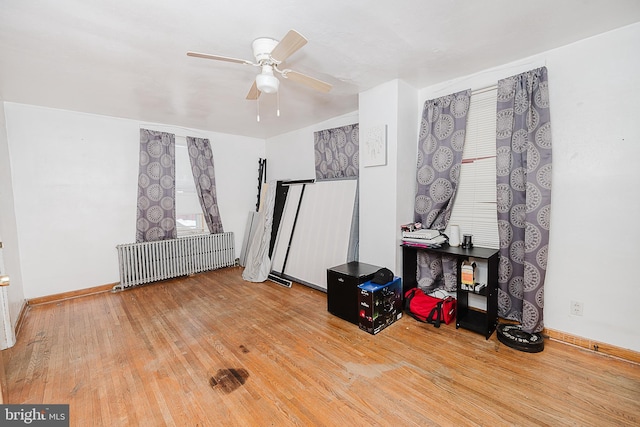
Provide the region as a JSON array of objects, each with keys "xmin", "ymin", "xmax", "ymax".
[
  {"xmin": 277, "ymin": 90, "xmax": 281, "ymax": 117},
  {"xmin": 256, "ymin": 98, "xmax": 260, "ymax": 122}
]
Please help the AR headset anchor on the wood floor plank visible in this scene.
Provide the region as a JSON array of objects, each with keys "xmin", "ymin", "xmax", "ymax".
[{"xmin": 4, "ymin": 266, "xmax": 640, "ymax": 426}]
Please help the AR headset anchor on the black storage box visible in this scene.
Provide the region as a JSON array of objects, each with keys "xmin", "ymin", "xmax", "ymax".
[{"xmin": 327, "ymin": 262, "xmax": 382, "ymax": 324}]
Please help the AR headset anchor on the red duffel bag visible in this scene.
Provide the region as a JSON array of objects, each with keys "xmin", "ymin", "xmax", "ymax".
[{"xmin": 404, "ymin": 288, "xmax": 456, "ymax": 328}]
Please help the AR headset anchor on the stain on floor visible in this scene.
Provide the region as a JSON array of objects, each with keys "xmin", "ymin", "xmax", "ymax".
[{"xmin": 209, "ymin": 368, "xmax": 249, "ymax": 393}]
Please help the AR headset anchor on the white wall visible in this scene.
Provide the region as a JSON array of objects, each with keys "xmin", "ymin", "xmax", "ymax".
[
  {"xmin": 0, "ymin": 101, "xmax": 26, "ymax": 327},
  {"xmin": 413, "ymin": 23, "xmax": 640, "ymax": 351},
  {"xmin": 3, "ymin": 103, "xmax": 264, "ymax": 299},
  {"xmin": 266, "ymin": 111, "xmax": 358, "ymax": 181},
  {"xmin": 544, "ymin": 23, "xmax": 639, "ymax": 352},
  {"xmin": 359, "ymin": 80, "xmax": 419, "ymax": 272},
  {"xmin": 396, "ymin": 81, "xmax": 420, "ymax": 270}
]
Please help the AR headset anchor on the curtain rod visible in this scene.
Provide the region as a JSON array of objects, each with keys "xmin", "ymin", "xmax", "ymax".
[
  {"xmin": 140, "ymin": 131, "xmax": 193, "ymax": 142},
  {"xmin": 471, "ymin": 84, "xmax": 498, "ymax": 96},
  {"xmin": 138, "ymin": 124, "xmax": 209, "ymax": 140}
]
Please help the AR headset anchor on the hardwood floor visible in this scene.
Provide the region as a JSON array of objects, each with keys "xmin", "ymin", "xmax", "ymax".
[{"xmin": 4, "ymin": 267, "xmax": 640, "ymax": 426}]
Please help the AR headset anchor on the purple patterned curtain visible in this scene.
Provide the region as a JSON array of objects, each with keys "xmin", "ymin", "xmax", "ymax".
[
  {"xmin": 496, "ymin": 67, "xmax": 551, "ymax": 334},
  {"xmin": 314, "ymin": 123, "xmax": 359, "ymax": 180},
  {"xmin": 186, "ymin": 137, "xmax": 224, "ymax": 234},
  {"xmin": 414, "ymin": 90, "xmax": 471, "ymax": 292},
  {"xmin": 136, "ymin": 129, "xmax": 176, "ymax": 242}
]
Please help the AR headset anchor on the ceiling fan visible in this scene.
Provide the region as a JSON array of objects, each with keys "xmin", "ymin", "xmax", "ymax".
[{"xmin": 187, "ymin": 29, "xmax": 332, "ymax": 100}]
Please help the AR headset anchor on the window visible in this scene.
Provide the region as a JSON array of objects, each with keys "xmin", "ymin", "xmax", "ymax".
[
  {"xmin": 175, "ymin": 137, "xmax": 207, "ymax": 236},
  {"xmin": 448, "ymin": 88, "xmax": 499, "ymax": 249}
]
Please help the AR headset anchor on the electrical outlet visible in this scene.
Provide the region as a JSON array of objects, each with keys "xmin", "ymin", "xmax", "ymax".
[{"xmin": 570, "ymin": 300, "xmax": 584, "ymax": 316}]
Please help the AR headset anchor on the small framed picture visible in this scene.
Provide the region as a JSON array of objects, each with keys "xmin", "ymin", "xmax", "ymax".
[{"xmin": 362, "ymin": 124, "xmax": 387, "ymax": 167}]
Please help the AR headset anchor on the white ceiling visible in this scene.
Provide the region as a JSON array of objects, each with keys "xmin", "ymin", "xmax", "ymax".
[{"xmin": 2, "ymin": 0, "xmax": 640, "ymax": 139}]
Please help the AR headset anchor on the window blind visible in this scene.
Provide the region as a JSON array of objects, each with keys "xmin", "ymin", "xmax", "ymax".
[{"xmin": 448, "ymin": 88, "xmax": 499, "ymax": 249}]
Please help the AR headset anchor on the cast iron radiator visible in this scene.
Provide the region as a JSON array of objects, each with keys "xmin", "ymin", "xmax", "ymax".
[{"xmin": 115, "ymin": 232, "xmax": 235, "ymax": 290}]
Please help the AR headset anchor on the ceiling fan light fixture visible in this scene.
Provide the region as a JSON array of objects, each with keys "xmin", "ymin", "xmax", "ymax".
[
  {"xmin": 188, "ymin": 29, "xmax": 332, "ymax": 102},
  {"xmin": 256, "ymin": 73, "xmax": 279, "ymax": 94}
]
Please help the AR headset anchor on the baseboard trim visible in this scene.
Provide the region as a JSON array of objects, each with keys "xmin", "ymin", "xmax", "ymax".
[
  {"xmin": 28, "ymin": 283, "xmax": 117, "ymax": 306},
  {"xmin": 14, "ymin": 300, "xmax": 29, "ymax": 337},
  {"xmin": 543, "ymin": 327, "xmax": 640, "ymax": 365}
]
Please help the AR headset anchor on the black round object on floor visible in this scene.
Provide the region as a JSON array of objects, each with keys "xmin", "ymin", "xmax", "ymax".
[{"xmin": 497, "ymin": 324, "xmax": 544, "ymax": 353}]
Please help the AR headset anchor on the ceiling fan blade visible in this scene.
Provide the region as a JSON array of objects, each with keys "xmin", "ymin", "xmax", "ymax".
[
  {"xmin": 284, "ymin": 70, "xmax": 332, "ymax": 93},
  {"xmin": 246, "ymin": 81, "xmax": 261, "ymax": 100},
  {"xmin": 269, "ymin": 30, "xmax": 308, "ymax": 63},
  {"xmin": 187, "ymin": 51, "xmax": 254, "ymax": 66}
]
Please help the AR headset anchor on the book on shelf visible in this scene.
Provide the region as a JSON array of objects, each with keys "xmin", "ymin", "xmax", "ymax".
[
  {"xmin": 401, "ymin": 229, "xmax": 441, "ymax": 240},
  {"xmin": 402, "ymin": 235, "xmax": 448, "ymax": 248},
  {"xmin": 402, "ymin": 241, "xmax": 440, "ymax": 249},
  {"xmin": 403, "ymin": 235, "xmax": 447, "ymax": 245}
]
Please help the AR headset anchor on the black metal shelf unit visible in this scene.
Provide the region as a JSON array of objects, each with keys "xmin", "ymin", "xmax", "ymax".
[{"xmin": 402, "ymin": 244, "xmax": 500, "ymax": 339}]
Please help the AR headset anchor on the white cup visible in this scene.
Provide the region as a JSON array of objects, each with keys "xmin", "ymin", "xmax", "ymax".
[{"xmin": 449, "ymin": 225, "xmax": 461, "ymax": 246}]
